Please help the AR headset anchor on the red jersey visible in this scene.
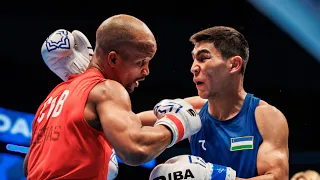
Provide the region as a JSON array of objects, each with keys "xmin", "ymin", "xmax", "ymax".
[{"xmin": 27, "ymin": 69, "xmax": 118, "ymax": 180}]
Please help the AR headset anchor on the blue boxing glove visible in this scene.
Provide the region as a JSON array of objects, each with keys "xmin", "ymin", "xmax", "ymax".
[{"xmin": 149, "ymin": 155, "xmax": 236, "ymax": 180}]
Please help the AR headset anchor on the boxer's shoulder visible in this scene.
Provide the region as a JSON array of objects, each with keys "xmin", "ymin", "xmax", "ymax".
[
  {"xmin": 254, "ymin": 100, "xmax": 288, "ymax": 138},
  {"xmin": 84, "ymin": 79, "xmax": 132, "ymax": 129},
  {"xmin": 88, "ymin": 80, "xmax": 131, "ymax": 107},
  {"xmin": 184, "ymin": 96, "xmax": 207, "ymax": 113}
]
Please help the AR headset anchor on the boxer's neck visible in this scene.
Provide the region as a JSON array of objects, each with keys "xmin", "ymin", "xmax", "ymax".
[
  {"xmin": 88, "ymin": 56, "xmax": 113, "ymax": 80},
  {"xmin": 207, "ymin": 78, "xmax": 246, "ymax": 121}
]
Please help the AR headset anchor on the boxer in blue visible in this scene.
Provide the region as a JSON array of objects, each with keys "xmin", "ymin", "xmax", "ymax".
[{"xmin": 146, "ymin": 26, "xmax": 289, "ymax": 179}]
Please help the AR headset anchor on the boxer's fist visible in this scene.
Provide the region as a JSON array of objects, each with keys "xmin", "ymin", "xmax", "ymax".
[
  {"xmin": 149, "ymin": 155, "xmax": 211, "ymax": 180},
  {"xmin": 153, "ymin": 99, "xmax": 201, "ymax": 148},
  {"xmin": 149, "ymin": 155, "xmax": 237, "ymax": 180},
  {"xmin": 41, "ymin": 29, "xmax": 93, "ymax": 81}
]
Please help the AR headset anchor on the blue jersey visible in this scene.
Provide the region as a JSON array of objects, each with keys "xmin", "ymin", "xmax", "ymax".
[{"xmin": 190, "ymin": 93, "xmax": 263, "ymax": 178}]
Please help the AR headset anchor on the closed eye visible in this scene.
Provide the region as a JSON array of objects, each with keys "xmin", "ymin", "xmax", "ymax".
[
  {"xmin": 198, "ymin": 56, "xmax": 211, "ymax": 62},
  {"xmin": 192, "ymin": 49, "xmax": 211, "ymax": 62},
  {"xmin": 196, "ymin": 53, "xmax": 211, "ymax": 62},
  {"xmin": 137, "ymin": 60, "xmax": 146, "ymax": 67}
]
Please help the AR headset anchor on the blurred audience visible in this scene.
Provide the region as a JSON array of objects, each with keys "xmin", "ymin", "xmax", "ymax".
[{"xmin": 291, "ymin": 170, "xmax": 320, "ymax": 180}]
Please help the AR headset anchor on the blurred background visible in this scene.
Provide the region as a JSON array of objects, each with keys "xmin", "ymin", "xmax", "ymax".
[{"xmin": 0, "ymin": 0, "xmax": 320, "ymax": 179}]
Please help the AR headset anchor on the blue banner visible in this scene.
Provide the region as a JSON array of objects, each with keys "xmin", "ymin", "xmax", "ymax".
[
  {"xmin": 0, "ymin": 153, "xmax": 26, "ymax": 180},
  {"xmin": 0, "ymin": 107, "xmax": 33, "ymax": 146}
]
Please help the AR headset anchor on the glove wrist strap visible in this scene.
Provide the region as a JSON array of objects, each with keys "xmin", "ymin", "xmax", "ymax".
[{"xmin": 208, "ymin": 163, "xmax": 236, "ymax": 180}]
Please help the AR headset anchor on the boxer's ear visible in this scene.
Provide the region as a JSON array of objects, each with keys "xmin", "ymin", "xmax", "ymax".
[
  {"xmin": 229, "ymin": 56, "xmax": 242, "ymax": 74},
  {"xmin": 107, "ymin": 51, "xmax": 118, "ymax": 67}
]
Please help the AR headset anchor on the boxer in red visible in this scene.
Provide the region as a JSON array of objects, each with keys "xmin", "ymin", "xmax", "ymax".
[{"xmin": 24, "ymin": 14, "xmax": 202, "ymax": 180}]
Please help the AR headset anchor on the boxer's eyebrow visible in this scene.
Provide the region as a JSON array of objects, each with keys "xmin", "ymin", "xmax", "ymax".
[{"xmin": 191, "ymin": 49, "xmax": 211, "ymax": 58}]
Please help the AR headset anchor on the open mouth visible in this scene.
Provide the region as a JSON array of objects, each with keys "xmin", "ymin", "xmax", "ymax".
[
  {"xmin": 195, "ymin": 81, "xmax": 204, "ymax": 85},
  {"xmin": 128, "ymin": 78, "xmax": 146, "ymax": 92},
  {"xmin": 134, "ymin": 78, "xmax": 145, "ymax": 87}
]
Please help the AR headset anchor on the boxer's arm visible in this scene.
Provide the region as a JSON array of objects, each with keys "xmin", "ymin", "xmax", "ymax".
[
  {"xmin": 243, "ymin": 104, "xmax": 289, "ymax": 180},
  {"xmin": 137, "ymin": 110, "xmax": 158, "ymax": 126},
  {"xmin": 183, "ymin": 96, "xmax": 207, "ymax": 112},
  {"xmin": 137, "ymin": 96, "xmax": 206, "ymax": 126},
  {"xmin": 94, "ymin": 80, "xmax": 172, "ymax": 166}
]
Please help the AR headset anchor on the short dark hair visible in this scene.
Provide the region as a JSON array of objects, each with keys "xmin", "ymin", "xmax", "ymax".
[{"xmin": 189, "ymin": 26, "xmax": 249, "ymax": 75}]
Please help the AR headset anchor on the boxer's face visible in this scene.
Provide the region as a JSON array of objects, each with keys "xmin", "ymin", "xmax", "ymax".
[
  {"xmin": 112, "ymin": 41, "xmax": 156, "ymax": 93},
  {"xmin": 191, "ymin": 41, "xmax": 231, "ymax": 99},
  {"xmin": 119, "ymin": 58, "xmax": 151, "ymax": 93}
]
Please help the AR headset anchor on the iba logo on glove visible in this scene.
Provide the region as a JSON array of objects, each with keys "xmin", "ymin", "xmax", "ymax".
[
  {"xmin": 153, "ymin": 169, "xmax": 194, "ymax": 180},
  {"xmin": 45, "ymin": 30, "xmax": 71, "ymax": 52}
]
